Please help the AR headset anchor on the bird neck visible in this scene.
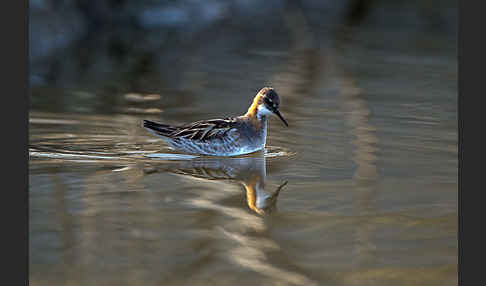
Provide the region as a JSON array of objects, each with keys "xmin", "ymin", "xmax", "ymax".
[
  {"xmin": 245, "ymin": 95, "xmax": 263, "ymax": 117},
  {"xmin": 244, "ymin": 95, "xmax": 267, "ymax": 128}
]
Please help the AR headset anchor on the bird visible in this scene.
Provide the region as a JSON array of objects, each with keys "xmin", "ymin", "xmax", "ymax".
[{"xmin": 142, "ymin": 87, "xmax": 288, "ymax": 156}]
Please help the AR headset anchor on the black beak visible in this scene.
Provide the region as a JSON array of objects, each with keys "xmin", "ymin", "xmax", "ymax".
[{"xmin": 274, "ymin": 109, "xmax": 289, "ymax": 127}]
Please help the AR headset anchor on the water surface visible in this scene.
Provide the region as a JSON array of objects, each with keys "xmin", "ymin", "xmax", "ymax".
[{"xmin": 29, "ymin": 25, "xmax": 457, "ymax": 286}]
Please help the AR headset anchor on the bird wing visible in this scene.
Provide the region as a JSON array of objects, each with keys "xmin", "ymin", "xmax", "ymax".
[
  {"xmin": 170, "ymin": 118, "xmax": 238, "ymax": 141},
  {"xmin": 143, "ymin": 118, "xmax": 238, "ymax": 141}
]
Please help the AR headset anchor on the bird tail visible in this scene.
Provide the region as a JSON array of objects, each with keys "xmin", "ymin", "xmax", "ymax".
[{"xmin": 143, "ymin": 120, "xmax": 177, "ymax": 137}]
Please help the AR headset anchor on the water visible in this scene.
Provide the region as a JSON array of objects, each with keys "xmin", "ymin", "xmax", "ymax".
[{"xmin": 29, "ymin": 24, "xmax": 457, "ymax": 285}]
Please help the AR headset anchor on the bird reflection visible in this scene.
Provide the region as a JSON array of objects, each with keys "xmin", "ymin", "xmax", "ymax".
[{"xmin": 158, "ymin": 154, "xmax": 287, "ymax": 215}]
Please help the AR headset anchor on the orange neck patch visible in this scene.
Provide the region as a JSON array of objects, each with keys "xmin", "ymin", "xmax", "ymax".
[{"xmin": 244, "ymin": 95, "xmax": 265, "ymax": 128}]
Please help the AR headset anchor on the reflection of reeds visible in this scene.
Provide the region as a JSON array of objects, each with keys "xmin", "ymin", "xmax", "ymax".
[
  {"xmin": 273, "ymin": 0, "xmax": 382, "ymax": 273},
  {"xmin": 50, "ymin": 173, "xmax": 75, "ymax": 282},
  {"xmin": 269, "ymin": 0, "xmax": 321, "ymax": 103},
  {"xmin": 328, "ymin": 28, "xmax": 380, "ymax": 275}
]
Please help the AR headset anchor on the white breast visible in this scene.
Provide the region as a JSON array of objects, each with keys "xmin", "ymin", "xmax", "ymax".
[{"xmin": 262, "ymin": 120, "xmax": 267, "ymax": 148}]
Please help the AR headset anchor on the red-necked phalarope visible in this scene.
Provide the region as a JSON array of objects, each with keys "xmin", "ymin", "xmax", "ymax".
[{"xmin": 143, "ymin": 87, "xmax": 288, "ymax": 156}]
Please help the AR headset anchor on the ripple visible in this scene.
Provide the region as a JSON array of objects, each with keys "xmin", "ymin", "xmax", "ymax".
[
  {"xmin": 29, "ymin": 151, "xmax": 117, "ymax": 160},
  {"xmin": 29, "ymin": 142, "xmax": 294, "ymax": 163},
  {"xmin": 264, "ymin": 146, "xmax": 296, "ymax": 158},
  {"xmin": 143, "ymin": 146, "xmax": 295, "ymax": 161},
  {"xmin": 145, "ymin": 153, "xmax": 200, "ymax": 160}
]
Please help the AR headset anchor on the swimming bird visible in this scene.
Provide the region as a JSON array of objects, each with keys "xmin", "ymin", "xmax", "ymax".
[{"xmin": 143, "ymin": 87, "xmax": 288, "ymax": 156}]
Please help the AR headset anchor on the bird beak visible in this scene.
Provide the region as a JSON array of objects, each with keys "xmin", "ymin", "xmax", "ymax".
[{"xmin": 274, "ymin": 109, "xmax": 289, "ymax": 127}]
